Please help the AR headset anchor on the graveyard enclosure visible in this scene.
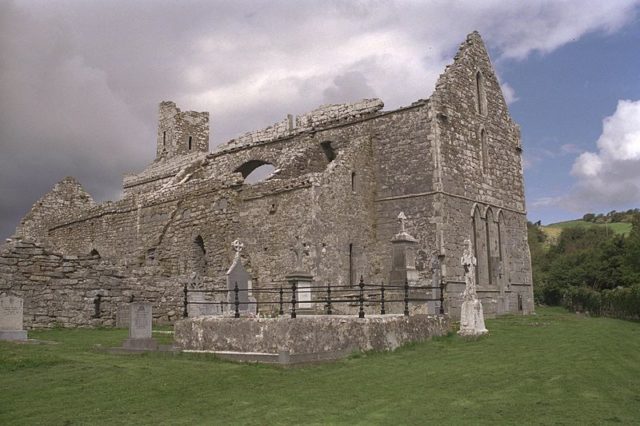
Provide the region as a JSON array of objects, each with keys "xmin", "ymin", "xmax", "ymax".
[
  {"xmin": 1, "ymin": 32, "xmax": 534, "ymax": 327},
  {"xmin": 175, "ymin": 314, "xmax": 451, "ymax": 362}
]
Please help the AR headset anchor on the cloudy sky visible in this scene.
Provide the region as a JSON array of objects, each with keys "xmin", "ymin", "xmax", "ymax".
[{"xmin": 1, "ymin": 0, "xmax": 640, "ymax": 240}]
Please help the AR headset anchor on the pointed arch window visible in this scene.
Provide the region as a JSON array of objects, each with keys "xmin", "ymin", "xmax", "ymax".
[
  {"xmin": 476, "ymin": 71, "xmax": 487, "ymax": 115},
  {"xmin": 480, "ymin": 128, "xmax": 488, "ymax": 173}
]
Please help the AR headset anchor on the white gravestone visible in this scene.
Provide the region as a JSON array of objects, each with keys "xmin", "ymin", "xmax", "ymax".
[
  {"xmin": 458, "ymin": 239, "xmax": 488, "ymax": 337},
  {"xmin": 226, "ymin": 240, "xmax": 257, "ymax": 315},
  {"xmin": 0, "ymin": 295, "xmax": 28, "ymax": 341},
  {"xmin": 122, "ymin": 302, "xmax": 158, "ymax": 350}
]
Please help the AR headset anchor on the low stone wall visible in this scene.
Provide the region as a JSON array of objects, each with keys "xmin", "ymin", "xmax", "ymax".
[
  {"xmin": 174, "ymin": 314, "xmax": 450, "ymax": 360},
  {"xmin": 0, "ymin": 240, "xmax": 184, "ymax": 328}
]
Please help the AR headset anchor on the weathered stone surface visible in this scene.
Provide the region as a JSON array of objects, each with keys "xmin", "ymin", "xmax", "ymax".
[
  {"xmin": 2, "ymin": 31, "xmax": 534, "ymax": 327},
  {"xmin": 175, "ymin": 314, "xmax": 450, "ymax": 355},
  {"xmin": 458, "ymin": 239, "xmax": 488, "ymax": 337},
  {"xmin": 0, "ymin": 295, "xmax": 27, "ymax": 341},
  {"xmin": 122, "ymin": 302, "xmax": 158, "ymax": 350}
]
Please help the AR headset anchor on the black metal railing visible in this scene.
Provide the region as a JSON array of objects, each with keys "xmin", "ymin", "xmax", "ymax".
[{"xmin": 183, "ymin": 276, "xmax": 446, "ymax": 319}]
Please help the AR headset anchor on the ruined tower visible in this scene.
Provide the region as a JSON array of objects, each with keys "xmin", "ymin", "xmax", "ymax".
[{"xmin": 156, "ymin": 101, "xmax": 209, "ymax": 160}]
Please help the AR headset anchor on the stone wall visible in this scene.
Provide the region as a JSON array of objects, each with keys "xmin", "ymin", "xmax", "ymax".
[
  {"xmin": 227, "ymin": 98, "xmax": 384, "ymax": 148},
  {"xmin": 0, "ymin": 241, "xmax": 183, "ymax": 328},
  {"xmin": 175, "ymin": 314, "xmax": 451, "ymax": 355},
  {"xmin": 6, "ymin": 32, "xmax": 534, "ymax": 325}
]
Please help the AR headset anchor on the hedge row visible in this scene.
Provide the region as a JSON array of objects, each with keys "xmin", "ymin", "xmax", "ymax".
[{"xmin": 562, "ymin": 285, "xmax": 640, "ymax": 320}]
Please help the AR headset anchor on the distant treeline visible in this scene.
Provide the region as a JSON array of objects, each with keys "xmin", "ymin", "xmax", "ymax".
[
  {"xmin": 581, "ymin": 208, "xmax": 640, "ymax": 224},
  {"xmin": 529, "ymin": 213, "xmax": 640, "ymax": 320}
]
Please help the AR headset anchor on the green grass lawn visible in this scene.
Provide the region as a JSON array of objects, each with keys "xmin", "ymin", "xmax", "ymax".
[{"xmin": 2, "ymin": 308, "xmax": 640, "ymax": 425}]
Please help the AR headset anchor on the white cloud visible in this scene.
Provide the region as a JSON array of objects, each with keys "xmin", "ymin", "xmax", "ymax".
[{"xmin": 565, "ymin": 100, "xmax": 640, "ymax": 209}]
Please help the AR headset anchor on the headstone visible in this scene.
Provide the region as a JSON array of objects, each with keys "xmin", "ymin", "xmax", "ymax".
[
  {"xmin": 188, "ymin": 291, "xmax": 223, "ymax": 317},
  {"xmin": 458, "ymin": 239, "xmax": 488, "ymax": 337},
  {"xmin": 122, "ymin": 302, "xmax": 158, "ymax": 350},
  {"xmin": 389, "ymin": 212, "xmax": 419, "ymax": 286},
  {"xmin": 287, "ymin": 236, "xmax": 314, "ymax": 312},
  {"xmin": 226, "ymin": 240, "xmax": 256, "ymax": 315},
  {"xmin": 187, "ymin": 274, "xmax": 222, "ymax": 317},
  {"xmin": 115, "ymin": 303, "xmax": 130, "ymax": 328},
  {"xmin": 0, "ymin": 295, "xmax": 27, "ymax": 341},
  {"xmin": 286, "ymin": 272, "xmax": 314, "ymax": 310}
]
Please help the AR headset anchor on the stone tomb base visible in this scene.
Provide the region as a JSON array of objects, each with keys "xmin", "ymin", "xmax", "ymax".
[
  {"xmin": 0, "ymin": 330, "xmax": 28, "ymax": 341},
  {"xmin": 174, "ymin": 314, "xmax": 450, "ymax": 364}
]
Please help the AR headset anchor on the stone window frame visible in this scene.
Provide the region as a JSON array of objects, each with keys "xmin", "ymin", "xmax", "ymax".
[
  {"xmin": 475, "ymin": 69, "xmax": 488, "ymax": 116},
  {"xmin": 479, "ymin": 126, "xmax": 489, "ymax": 175}
]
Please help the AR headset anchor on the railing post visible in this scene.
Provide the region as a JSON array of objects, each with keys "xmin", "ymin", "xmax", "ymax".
[
  {"xmin": 439, "ymin": 279, "xmax": 445, "ymax": 315},
  {"xmin": 358, "ymin": 276, "xmax": 365, "ymax": 318},
  {"xmin": 291, "ymin": 281, "xmax": 297, "ymax": 319},
  {"xmin": 279, "ymin": 286, "xmax": 284, "ymax": 316},
  {"xmin": 404, "ymin": 279, "xmax": 409, "ymax": 316},
  {"xmin": 380, "ymin": 282, "xmax": 386, "ymax": 315},
  {"xmin": 183, "ymin": 283, "xmax": 188, "ymax": 318},
  {"xmin": 327, "ymin": 284, "xmax": 332, "ymax": 315},
  {"xmin": 234, "ymin": 282, "xmax": 240, "ymax": 318}
]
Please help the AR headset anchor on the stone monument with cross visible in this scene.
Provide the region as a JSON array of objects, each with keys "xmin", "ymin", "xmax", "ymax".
[
  {"xmin": 389, "ymin": 212, "xmax": 419, "ymax": 287},
  {"xmin": 286, "ymin": 236, "xmax": 313, "ymax": 312},
  {"xmin": 458, "ymin": 238, "xmax": 488, "ymax": 337},
  {"xmin": 226, "ymin": 239, "xmax": 256, "ymax": 315}
]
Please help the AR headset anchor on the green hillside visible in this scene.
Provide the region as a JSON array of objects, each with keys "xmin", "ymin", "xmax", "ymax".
[{"xmin": 540, "ymin": 219, "xmax": 632, "ymax": 245}]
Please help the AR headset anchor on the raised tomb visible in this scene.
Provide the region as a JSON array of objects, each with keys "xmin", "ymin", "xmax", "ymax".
[{"xmin": 0, "ymin": 32, "xmax": 534, "ymax": 328}]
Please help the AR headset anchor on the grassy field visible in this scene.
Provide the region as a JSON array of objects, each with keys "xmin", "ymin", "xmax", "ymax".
[
  {"xmin": 541, "ymin": 220, "xmax": 632, "ymax": 245},
  {"xmin": 1, "ymin": 308, "xmax": 640, "ymax": 425}
]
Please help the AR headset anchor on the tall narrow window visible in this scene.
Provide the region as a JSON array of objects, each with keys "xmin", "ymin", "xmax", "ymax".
[
  {"xmin": 476, "ymin": 71, "xmax": 486, "ymax": 115},
  {"xmin": 481, "ymin": 129, "xmax": 488, "ymax": 173},
  {"xmin": 194, "ymin": 235, "xmax": 206, "ymax": 274},
  {"xmin": 351, "ymin": 172, "xmax": 356, "ymax": 192},
  {"xmin": 188, "ymin": 136, "xmax": 193, "ymax": 150},
  {"xmin": 349, "ymin": 243, "xmax": 353, "ymax": 286},
  {"xmin": 163, "ymin": 131, "xmax": 166, "ymax": 146}
]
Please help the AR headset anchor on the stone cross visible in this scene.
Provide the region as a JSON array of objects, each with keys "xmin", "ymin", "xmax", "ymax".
[
  {"xmin": 398, "ymin": 212, "xmax": 407, "ymax": 234},
  {"xmin": 232, "ymin": 239, "xmax": 244, "ymax": 254},
  {"xmin": 461, "ymin": 238, "xmax": 477, "ymax": 301},
  {"xmin": 458, "ymin": 237, "xmax": 487, "ymax": 337},
  {"xmin": 291, "ymin": 236, "xmax": 309, "ymax": 271}
]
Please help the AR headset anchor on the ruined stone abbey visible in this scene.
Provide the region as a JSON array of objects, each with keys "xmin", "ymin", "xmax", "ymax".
[{"xmin": 1, "ymin": 32, "xmax": 534, "ymax": 327}]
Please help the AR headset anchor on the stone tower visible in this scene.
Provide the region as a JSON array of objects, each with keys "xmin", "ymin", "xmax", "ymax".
[{"xmin": 156, "ymin": 101, "xmax": 209, "ymax": 160}]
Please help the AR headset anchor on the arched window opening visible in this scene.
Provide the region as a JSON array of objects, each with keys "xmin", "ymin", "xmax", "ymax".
[
  {"xmin": 90, "ymin": 249, "xmax": 100, "ymax": 258},
  {"xmin": 349, "ymin": 243, "xmax": 354, "ymax": 287},
  {"xmin": 485, "ymin": 208, "xmax": 495, "ymax": 286},
  {"xmin": 351, "ymin": 172, "xmax": 357, "ymax": 192},
  {"xmin": 193, "ymin": 235, "xmax": 206, "ymax": 275},
  {"xmin": 235, "ymin": 160, "xmax": 277, "ymax": 184},
  {"xmin": 321, "ymin": 141, "xmax": 336, "ymax": 163},
  {"xmin": 476, "ymin": 71, "xmax": 487, "ymax": 115},
  {"xmin": 480, "ymin": 128, "xmax": 488, "ymax": 173},
  {"xmin": 472, "ymin": 206, "xmax": 489, "ymax": 287},
  {"xmin": 188, "ymin": 136, "xmax": 193, "ymax": 150}
]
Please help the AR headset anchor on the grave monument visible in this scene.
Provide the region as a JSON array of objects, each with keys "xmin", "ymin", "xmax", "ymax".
[
  {"xmin": 458, "ymin": 239, "xmax": 488, "ymax": 337},
  {"xmin": 0, "ymin": 294, "xmax": 27, "ymax": 341},
  {"xmin": 122, "ymin": 302, "xmax": 158, "ymax": 350}
]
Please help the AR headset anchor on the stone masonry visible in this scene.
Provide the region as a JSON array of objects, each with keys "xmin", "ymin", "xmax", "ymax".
[{"xmin": 1, "ymin": 32, "xmax": 534, "ymax": 327}]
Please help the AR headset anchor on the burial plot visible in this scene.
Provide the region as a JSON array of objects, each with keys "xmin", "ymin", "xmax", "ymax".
[{"xmin": 0, "ymin": 295, "xmax": 27, "ymax": 341}]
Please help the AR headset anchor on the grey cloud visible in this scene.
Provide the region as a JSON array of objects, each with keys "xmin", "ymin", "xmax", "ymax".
[{"xmin": 2, "ymin": 0, "xmax": 640, "ymax": 239}]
